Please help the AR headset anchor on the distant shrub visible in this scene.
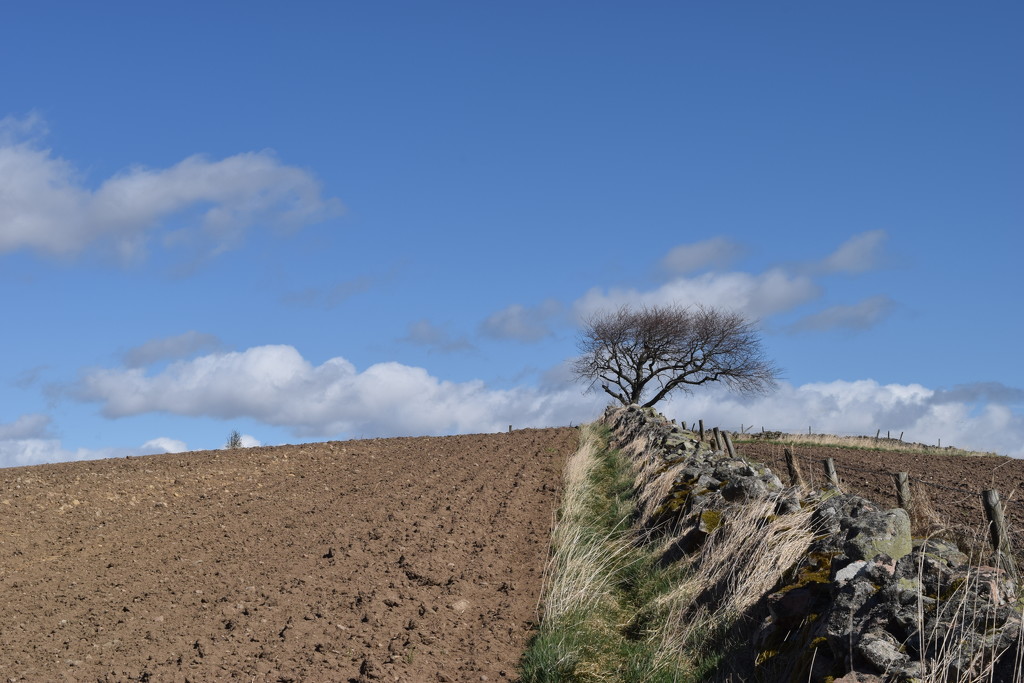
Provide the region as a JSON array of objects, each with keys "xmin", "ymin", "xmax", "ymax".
[{"xmin": 225, "ymin": 430, "xmax": 243, "ymax": 449}]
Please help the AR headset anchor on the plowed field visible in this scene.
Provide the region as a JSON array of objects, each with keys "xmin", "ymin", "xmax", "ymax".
[
  {"xmin": 0, "ymin": 428, "xmax": 576, "ymax": 682},
  {"xmin": 738, "ymin": 440, "xmax": 1024, "ymax": 556},
  {"xmin": 2, "ymin": 424, "xmax": 1020, "ymax": 682}
]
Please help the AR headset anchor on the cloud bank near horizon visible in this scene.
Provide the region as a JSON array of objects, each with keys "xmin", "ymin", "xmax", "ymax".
[
  {"xmin": 59, "ymin": 344, "xmax": 1024, "ymax": 461},
  {"xmin": 0, "ymin": 413, "xmax": 190, "ymax": 469},
  {"xmin": 74, "ymin": 345, "xmax": 604, "ymax": 440}
]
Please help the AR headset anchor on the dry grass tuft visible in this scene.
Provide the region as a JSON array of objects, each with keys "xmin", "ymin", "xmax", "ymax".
[
  {"xmin": 635, "ymin": 461, "xmax": 689, "ymax": 531},
  {"xmin": 739, "ymin": 432, "xmax": 1000, "ymax": 458},
  {"xmin": 912, "ymin": 542, "xmax": 1024, "ymax": 683},
  {"xmin": 654, "ymin": 497, "xmax": 818, "ymax": 660},
  {"xmin": 538, "ymin": 424, "xmax": 637, "ymax": 623},
  {"xmin": 908, "ymin": 483, "xmax": 945, "ymax": 539},
  {"xmin": 541, "ymin": 523, "xmax": 635, "ymax": 623}
]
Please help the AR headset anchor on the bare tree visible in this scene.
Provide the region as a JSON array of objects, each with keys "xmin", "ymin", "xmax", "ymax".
[
  {"xmin": 225, "ymin": 430, "xmax": 243, "ymax": 449},
  {"xmin": 573, "ymin": 304, "xmax": 779, "ymax": 407}
]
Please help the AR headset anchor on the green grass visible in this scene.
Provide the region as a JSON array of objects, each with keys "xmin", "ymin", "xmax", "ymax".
[
  {"xmin": 519, "ymin": 424, "xmax": 697, "ymax": 683},
  {"xmin": 520, "ymin": 420, "xmax": 822, "ymax": 682}
]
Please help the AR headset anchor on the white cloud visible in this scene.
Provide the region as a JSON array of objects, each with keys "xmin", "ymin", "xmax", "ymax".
[
  {"xmin": 660, "ymin": 237, "xmax": 744, "ymax": 275},
  {"xmin": 0, "ymin": 414, "xmax": 52, "ymax": 440},
  {"xmin": 659, "ymin": 379, "xmax": 1024, "ymax": 457},
  {"xmin": 788, "ymin": 295, "xmax": 896, "ymax": 332},
  {"xmin": 0, "ymin": 114, "xmax": 341, "ymax": 260},
  {"xmin": 575, "ymin": 268, "xmax": 819, "ymax": 321},
  {"xmin": 401, "ymin": 319, "xmax": 475, "ymax": 353},
  {"xmin": 238, "ymin": 433, "xmax": 262, "ymax": 448},
  {"xmin": 817, "ymin": 230, "xmax": 887, "ymax": 274},
  {"xmin": 480, "ymin": 300, "xmax": 564, "ymax": 342},
  {"xmin": 123, "ymin": 331, "xmax": 223, "ymax": 367},
  {"xmin": 141, "ymin": 437, "xmax": 189, "ymax": 453},
  {"xmin": 75, "ymin": 345, "xmax": 603, "ymax": 438}
]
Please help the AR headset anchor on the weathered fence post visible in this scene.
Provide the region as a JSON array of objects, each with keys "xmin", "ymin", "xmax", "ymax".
[
  {"xmin": 681, "ymin": 420, "xmax": 687, "ymax": 431},
  {"xmin": 712, "ymin": 427, "xmax": 723, "ymax": 452},
  {"xmin": 982, "ymin": 489, "xmax": 1018, "ymax": 578},
  {"xmin": 508, "ymin": 425, "xmax": 512, "ymax": 433},
  {"xmin": 893, "ymin": 472, "xmax": 911, "ymax": 511},
  {"xmin": 723, "ymin": 432, "xmax": 737, "ymax": 459},
  {"xmin": 699, "ymin": 419, "xmax": 705, "ymax": 442},
  {"xmin": 784, "ymin": 448, "xmax": 805, "ymax": 490},
  {"xmin": 823, "ymin": 458, "xmax": 841, "ymax": 490}
]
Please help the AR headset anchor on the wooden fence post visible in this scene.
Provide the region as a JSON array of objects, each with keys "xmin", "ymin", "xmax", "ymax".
[
  {"xmin": 784, "ymin": 448, "xmax": 805, "ymax": 490},
  {"xmin": 712, "ymin": 427, "xmax": 723, "ymax": 452},
  {"xmin": 723, "ymin": 432, "xmax": 737, "ymax": 459},
  {"xmin": 699, "ymin": 420, "xmax": 705, "ymax": 442},
  {"xmin": 823, "ymin": 458, "xmax": 841, "ymax": 490},
  {"xmin": 982, "ymin": 489, "xmax": 1018, "ymax": 578},
  {"xmin": 508, "ymin": 425, "xmax": 512, "ymax": 433},
  {"xmin": 893, "ymin": 472, "xmax": 911, "ymax": 511},
  {"xmin": 681, "ymin": 421, "xmax": 687, "ymax": 431}
]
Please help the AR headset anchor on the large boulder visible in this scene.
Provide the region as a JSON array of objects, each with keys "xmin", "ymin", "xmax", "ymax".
[{"xmin": 844, "ymin": 508, "xmax": 912, "ymax": 562}]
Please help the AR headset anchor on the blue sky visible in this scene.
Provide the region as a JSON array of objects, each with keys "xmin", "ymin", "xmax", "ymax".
[{"xmin": 2, "ymin": 2, "xmax": 1022, "ymax": 465}]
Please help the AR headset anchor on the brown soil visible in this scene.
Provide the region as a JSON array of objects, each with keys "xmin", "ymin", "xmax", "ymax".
[
  {"xmin": 737, "ymin": 440, "xmax": 1024, "ymax": 557},
  {"xmin": 0, "ymin": 428, "xmax": 576, "ymax": 682}
]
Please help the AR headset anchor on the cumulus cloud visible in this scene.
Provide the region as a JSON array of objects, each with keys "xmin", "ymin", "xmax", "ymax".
[
  {"xmin": 817, "ymin": 230, "xmax": 887, "ymax": 274},
  {"xmin": 77, "ymin": 348, "xmax": 1024, "ymax": 456},
  {"xmin": 575, "ymin": 268, "xmax": 819, "ymax": 321},
  {"xmin": 480, "ymin": 300, "xmax": 564, "ymax": 342},
  {"xmin": 659, "ymin": 379, "xmax": 1024, "ymax": 457},
  {"xmin": 75, "ymin": 345, "xmax": 603, "ymax": 438},
  {"xmin": 787, "ymin": 295, "xmax": 896, "ymax": 332},
  {"xmin": 401, "ymin": 319, "xmax": 474, "ymax": 353},
  {"xmin": 0, "ymin": 114, "xmax": 341, "ymax": 261},
  {"xmin": 659, "ymin": 237, "xmax": 744, "ymax": 275},
  {"xmin": 123, "ymin": 331, "xmax": 223, "ymax": 367}
]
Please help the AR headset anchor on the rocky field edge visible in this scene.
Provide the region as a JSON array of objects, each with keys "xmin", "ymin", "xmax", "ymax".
[{"xmin": 604, "ymin": 404, "xmax": 1023, "ymax": 682}]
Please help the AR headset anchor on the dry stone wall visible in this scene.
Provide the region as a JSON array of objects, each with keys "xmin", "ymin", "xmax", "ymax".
[{"xmin": 602, "ymin": 404, "xmax": 1022, "ymax": 682}]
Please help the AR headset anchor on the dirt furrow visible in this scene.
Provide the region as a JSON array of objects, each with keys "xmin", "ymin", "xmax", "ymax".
[{"xmin": 0, "ymin": 428, "xmax": 576, "ymax": 682}]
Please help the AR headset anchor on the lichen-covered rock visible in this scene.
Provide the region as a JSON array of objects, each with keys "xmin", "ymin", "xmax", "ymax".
[
  {"xmin": 844, "ymin": 508, "xmax": 912, "ymax": 562},
  {"xmin": 857, "ymin": 631, "xmax": 908, "ymax": 672},
  {"xmin": 833, "ymin": 673, "xmax": 885, "ymax": 683}
]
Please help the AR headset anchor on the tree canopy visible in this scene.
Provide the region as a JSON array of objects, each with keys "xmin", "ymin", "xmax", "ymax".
[{"xmin": 572, "ymin": 304, "xmax": 779, "ymax": 407}]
